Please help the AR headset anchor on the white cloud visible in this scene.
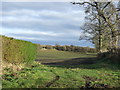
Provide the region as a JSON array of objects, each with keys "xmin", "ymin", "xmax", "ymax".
[
  {"xmin": 8, "ymin": 35, "xmax": 46, "ymax": 41},
  {"xmin": 2, "ymin": 9, "xmax": 85, "ymax": 31},
  {"xmin": 2, "ymin": 9, "xmax": 84, "ymax": 21},
  {"xmin": 1, "ymin": 2, "xmax": 93, "ymax": 46},
  {"xmin": 2, "ymin": 28, "xmax": 64, "ymax": 36}
]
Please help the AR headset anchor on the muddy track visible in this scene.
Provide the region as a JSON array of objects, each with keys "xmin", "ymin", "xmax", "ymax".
[
  {"xmin": 82, "ymin": 76, "xmax": 110, "ymax": 88},
  {"xmin": 36, "ymin": 57, "xmax": 96, "ymax": 66}
]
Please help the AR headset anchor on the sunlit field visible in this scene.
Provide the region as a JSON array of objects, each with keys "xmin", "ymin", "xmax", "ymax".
[{"xmin": 2, "ymin": 50, "xmax": 120, "ymax": 88}]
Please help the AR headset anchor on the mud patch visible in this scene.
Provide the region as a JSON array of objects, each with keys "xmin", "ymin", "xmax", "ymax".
[
  {"xmin": 82, "ymin": 76, "xmax": 111, "ymax": 88},
  {"xmin": 45, "ymin": 75, "xmax": 60, "ymax": 87},
  {"xmin": 37, "ymin": 57, "xmax": 96, "ymax": 66}
]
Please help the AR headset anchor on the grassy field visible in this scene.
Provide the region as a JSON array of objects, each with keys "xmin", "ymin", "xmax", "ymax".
[
  {"xmin": 2, "ymin": 50, "xmax": 120, "ymax": 88},
  {"xmin": 37, "ymin": 49, "xmax": 96, "ymax": 60}
]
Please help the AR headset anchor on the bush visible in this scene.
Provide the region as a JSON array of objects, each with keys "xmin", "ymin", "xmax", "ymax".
[
  {"xmin": 45, "ymin": 45, "xmax": 53, "ymax": 49},
  {"xmin": 108, "ymin": 47, "xmax": 120, "ymax": 63},
  {"xmin": 98, "ymin": 47, "xmax": 120, "ymax": 63},
  {"xmin": 54, "ymin": 44, "xmax": 96, "ymax": 53},
  {"xmin": 2, "ymin": 35, "xmax": 37, "ymax": 64},
  {"xmin": 37, "ymin": 44, "xmax": 96, "ymax": 53}
]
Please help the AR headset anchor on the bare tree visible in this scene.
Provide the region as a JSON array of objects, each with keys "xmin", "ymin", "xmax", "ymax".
[{"xmin": 73, "ymin": 1, "xmax": 120, "ymax": 52}]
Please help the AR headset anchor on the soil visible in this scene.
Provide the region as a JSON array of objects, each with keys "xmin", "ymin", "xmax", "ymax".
[{"xmin": 36, "ymin": 57, "xmax": 96, "ymax": 66}]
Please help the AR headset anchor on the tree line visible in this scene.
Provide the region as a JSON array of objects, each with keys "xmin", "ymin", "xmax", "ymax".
[
  {"xmin": 72, "ymin": 1, "xmax": 120, "ymax": 63},
  {"xmin": 38, "ymin": 44, "xmax": 96, "ymax": 53}
]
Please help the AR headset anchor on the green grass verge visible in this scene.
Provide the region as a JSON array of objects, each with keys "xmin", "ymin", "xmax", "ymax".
[
  {"xmin": 2, "ymin": 47, "xmax": 120, "ymax": 88},
  {"xmin": 2, "ymin": 60, "xmax": 120, "ymax": 88}
]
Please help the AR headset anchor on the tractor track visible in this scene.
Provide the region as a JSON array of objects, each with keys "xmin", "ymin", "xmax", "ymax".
[{"xmin": 45, "ymin": 70, "xmax": 60, "ymax": 87}]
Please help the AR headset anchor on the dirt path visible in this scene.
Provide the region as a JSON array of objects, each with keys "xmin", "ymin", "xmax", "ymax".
[{"xmin": 36, "ymin": 57, "xmax": 96, "ymax": 66}]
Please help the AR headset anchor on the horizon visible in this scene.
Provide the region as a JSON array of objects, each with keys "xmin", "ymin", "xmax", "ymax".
[
  {"xmin": 1, "ymin": 35, "xmax": 95, "ymax": 48},
  {"xmin": 1, "ymin": 2, "xmax": 94, "ymax": 48}
]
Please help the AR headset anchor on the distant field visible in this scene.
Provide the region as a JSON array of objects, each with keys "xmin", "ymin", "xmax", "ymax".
[{"xmin": 37, "ymin": 49, "xmax": 96, "ymax": 60}]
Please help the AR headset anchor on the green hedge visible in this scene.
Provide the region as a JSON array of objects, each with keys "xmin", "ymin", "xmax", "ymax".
[{"xmin": 2, "ymin": 35, "xmax": 37, "ymax": 63}]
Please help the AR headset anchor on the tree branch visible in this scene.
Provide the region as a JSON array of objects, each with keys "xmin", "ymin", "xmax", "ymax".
[
  {"xmin": 116, "ymin": 8, "xmax": 120, "ymax": 11},
  {"xmin": 72, "ymin": 2, "xmax": 96, "ymax": 7},
  {"xmin": 102, "ymin": 2, "xmax": 111, "ymax": 11}
]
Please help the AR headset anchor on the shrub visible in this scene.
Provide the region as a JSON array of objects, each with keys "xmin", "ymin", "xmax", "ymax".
[
  {"xmin": 53, "ymin": 44, "xmax": 96, "ymax": 53},
  {"xmin": 97, "ymin": 47, "xmax": 120, "ymax": 64},
  {"xmin": 45, "ymin": 45, "xmax": 53, "ymax": 49},
  {"xmin": 2, "ymin": 35, "xmax": 37, "ymax": 64},
  {"xmin": 108, "ymin": 47, "xmax": 120, "ymax": 63}
]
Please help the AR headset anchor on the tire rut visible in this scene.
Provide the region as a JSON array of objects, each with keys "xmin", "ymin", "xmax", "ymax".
[
  {"xmin": 82, "ymin": 75, "xmax": 110, "ymax": 88},
  {"xmin": 45, "ymin": 70, "xmax": 60, "ymax": 87}
]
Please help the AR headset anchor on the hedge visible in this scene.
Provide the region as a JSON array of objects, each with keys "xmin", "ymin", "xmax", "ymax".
[{"xmin": 2, "ymin": 35, "xmax": 37, "ymax": 63}]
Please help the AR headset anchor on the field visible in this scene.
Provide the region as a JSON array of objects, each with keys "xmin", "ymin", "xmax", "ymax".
[
  {"xmin": 37, "ymin": 49, "xmax": 96, "ymax": 65},
  {"xmin": 37, "ymin": 49, "xmax": 96, "ymax": 60},
  {"xmin": 2, "ymin": 49, "xmax": 120, "ymax": 88}
]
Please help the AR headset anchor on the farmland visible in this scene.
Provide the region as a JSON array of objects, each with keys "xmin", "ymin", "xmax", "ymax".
[
  {"xmin": 2, "ymin": 49, "xmax": 120, "ymax": 88},
  {"xmin": 1, "ymin": 1, "xmax": 120, "ymax": 89}
]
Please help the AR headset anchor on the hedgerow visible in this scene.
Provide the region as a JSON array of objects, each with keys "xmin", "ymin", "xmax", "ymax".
[{"xmin": 2, "ymin": 35, "xmax": 37, "ymax": 63}]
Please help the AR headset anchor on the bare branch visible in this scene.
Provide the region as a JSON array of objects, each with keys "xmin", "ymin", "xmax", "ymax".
[
  {"xmin": 116, "ymin": 8, "xmax": 120, "ymax": 11},
  {"xmin": 102, "ymin": 2, "xmax": 111, "ymax": 11},
  {"xmin": 72, "ymin": 2, "xmax": 96, "ymax": 7}
]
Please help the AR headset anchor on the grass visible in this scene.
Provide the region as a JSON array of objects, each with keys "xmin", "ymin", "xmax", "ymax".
[
  {"xmin": 37, "ymin": 49, "xmax": 96, "ymax": 60},
  {"xmin": 2, "ymin": 50, "xmax": 120, "ymax": 88},
  {"xmin": 2, "ymin": 35, "xmax": 37, "ymax": 63},
  {"xmin": 2, "ymin": 62, "xmax": 120, "ymax": 88}
]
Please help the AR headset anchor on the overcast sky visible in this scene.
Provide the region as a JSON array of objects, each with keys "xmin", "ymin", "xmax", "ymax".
[{"xmin": 1, "ymin": 2, "xmax": 94, "ymax": 47}]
